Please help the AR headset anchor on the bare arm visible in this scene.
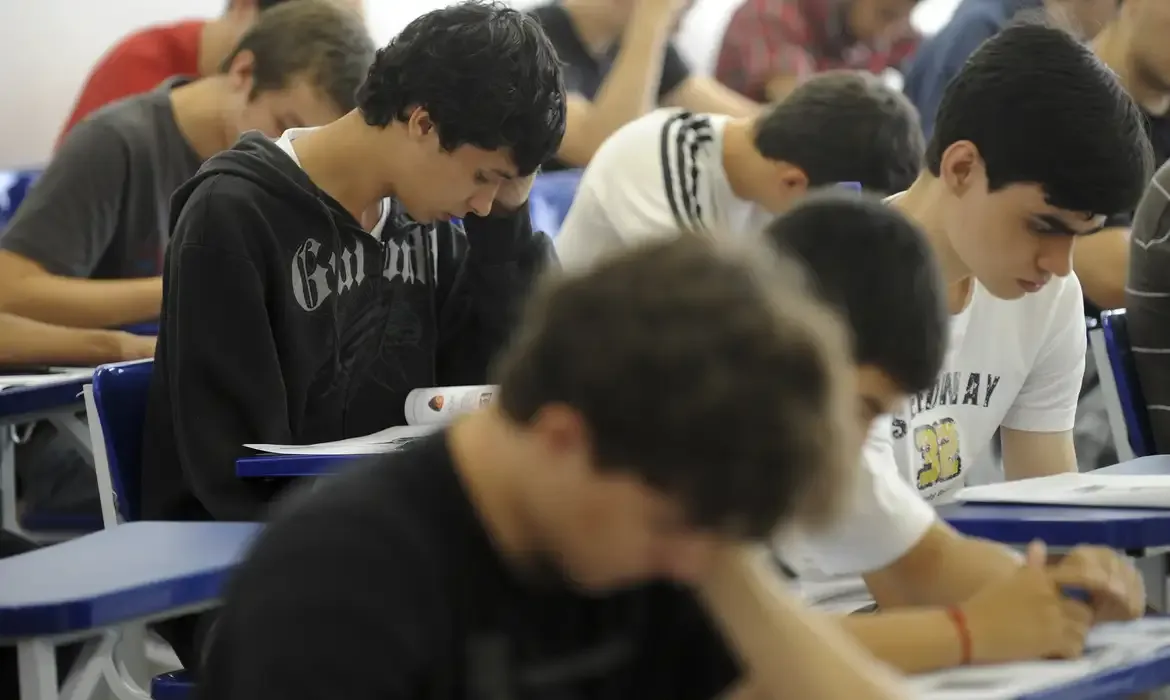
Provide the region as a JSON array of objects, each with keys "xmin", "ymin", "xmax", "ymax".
[
  {"xmin": 556, "ymin": 2, "xmax": 678, "ymax": 166},
  {"xmin": 0, "ymin": 251, "xmax": 162, "ymax": 328},
  {"xmin": 863, "ymin": 521, "xmax": 1020, "ymax": 608},
  {"xmin": 1073, "ymin": 226, "xmax": 1128, "ymax": 311},
  {"xmin": 1001, "ymin": 428, "xmax": 1078, "ymax": 481},
  {"xmin": 663, "ymin": 76, "xmax": 761, "ymax": 117},
  {"xmin": 700, "ymin": 546, "xmax": 909, "ymax": 700},
  {"xmin": 0, "ymin": 312, "xmax": 154, "ymax": 366}
]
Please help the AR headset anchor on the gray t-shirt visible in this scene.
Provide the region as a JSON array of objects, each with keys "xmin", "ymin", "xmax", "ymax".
[
  {"xmin": 1126, "ymin": 161, "xmax": 1170, "ymax": 452},
  {"xmin": 0, "ymin": 77, "xmax": 203, "ymax": 279}
]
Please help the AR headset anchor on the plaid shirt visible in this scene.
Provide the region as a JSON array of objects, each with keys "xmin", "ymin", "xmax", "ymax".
[{"xmin": 716, "ymin": 0, "xmax": 919, "ymax": 101}]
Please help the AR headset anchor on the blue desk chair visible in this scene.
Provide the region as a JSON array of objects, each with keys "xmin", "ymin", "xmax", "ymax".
[
  {"xmin": 0, "ymin": 168, "xmax": 41, "ymax": 227},
  {"xmin": 1092, "ymin": 309, "xmax": 1155, "ymax": 460},
  {"xmin": 83, "ymin": 359, "xmax": 197, "ymax": 699},
  {"xmin": 528, "ymin": 169, "xmax": 582, "ymax": 240}
]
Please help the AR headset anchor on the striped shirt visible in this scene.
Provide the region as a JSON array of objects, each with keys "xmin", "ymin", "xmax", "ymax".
[
  {"xmin": 1126, "ymin": 161, "xmax": 1170, "ymax": 451},
  {"xmin": 555, "ymin": 109, "xmax": 770, "ymax": 271}
]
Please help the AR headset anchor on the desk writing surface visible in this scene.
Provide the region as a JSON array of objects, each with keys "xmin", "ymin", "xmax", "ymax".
[
  {"xmin": 0, "ymin": 521, "xmax": 260, "ymax": 637},
  {"xmin": 939, "ymin": 502, "xmax": 1170, "ymax": 550},
  {"xmin": 236, "ymin": 452, "xmax": 363, "ymax": 478},
  {"xmin": 0, "ymin": 372, "xmax": 91, "ymax": 420},
  {"xmin": 1097, "ymin": 456, "xmax": 1170, "ymax": 477}
]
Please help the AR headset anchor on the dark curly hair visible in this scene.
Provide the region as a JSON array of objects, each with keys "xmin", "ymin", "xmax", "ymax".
[{"xmin": 356, "ymin": 1, "xmax": 567, "ymax": 176}]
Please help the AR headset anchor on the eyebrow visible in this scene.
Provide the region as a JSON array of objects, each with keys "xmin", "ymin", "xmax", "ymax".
[
  {"xmin": 492, "ymin": 169, "xmax": 517, "ymax": 180},
  {"xmin": 1033, "ymin": 213, "xmax": 1104, "ymax": 236}
]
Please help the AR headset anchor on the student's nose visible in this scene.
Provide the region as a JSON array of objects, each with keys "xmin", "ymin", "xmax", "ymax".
[
  {"xmin": 468, "ymin": 184, "xmax": 499, "ymax": 218},
  {"xmin": 1037, "ymin": 235, "xmax": 1075, "ymax": 278}
]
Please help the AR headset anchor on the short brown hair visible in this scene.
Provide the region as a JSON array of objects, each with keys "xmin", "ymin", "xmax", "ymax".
[
  {"xmin": 494, "ymin": 234, "xmax": 856, "ymax": 539},
  {"xmin": 220, "ymin": 0, "xmax": 374, "ymax": 113}
]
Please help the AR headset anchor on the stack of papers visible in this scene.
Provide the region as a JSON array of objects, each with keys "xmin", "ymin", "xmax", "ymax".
[
  {"xmin": 954, "ymin": 472, "xmax": 1170, "ymax": 508},
  {"xmin": 244, "ymin": 424, "xmax": 436, "ymax": 456},
  {"xmin": 0, "ymin": 368, "xmax": 95, "ymax": 392},
  {"xmin": 912, "ymin": 617, "xmax": 1170, "ymax": 699}
]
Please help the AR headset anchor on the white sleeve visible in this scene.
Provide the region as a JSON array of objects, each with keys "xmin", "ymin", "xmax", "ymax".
[
  {"xmin": 1001, "ymin": 275, "xmax": 1087, "ymax": 432},
  {"xmin": 777, "ymin": 418, "xmax": 937, "ymax": 576},
  {"xmin": 554, "ymin": 117, "xmax": 680, "ymax": 272}
]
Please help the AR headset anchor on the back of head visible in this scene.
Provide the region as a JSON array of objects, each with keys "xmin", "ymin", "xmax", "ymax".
[
  {"xmin": 753, "ymin": 71, "xmax": 924, "ymax": 195},
  {"xmin": 765, "ymin": 191, "xmax": 947, "ymax": 395},
  {"xmin": 926, "ymin": 22, "xmax": 1152, "ymax": 216},
  {"xmin": 220, "ymin": 0, "xmax": 375, "ymax": 113},
  {"xmin": 356, "ymin": 1, "xmax": 567, "ymax": 176},
  {"xmin": 494, "ymin": 235, "xmax": 855, "ymax": 538}
]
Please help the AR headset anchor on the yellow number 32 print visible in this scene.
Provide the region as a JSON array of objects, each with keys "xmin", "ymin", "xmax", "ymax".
[{"xmin": 915, "ymin": 418, "xmax": 962, "ymax": 490}]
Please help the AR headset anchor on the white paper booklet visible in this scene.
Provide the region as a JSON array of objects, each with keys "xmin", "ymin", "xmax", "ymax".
[
  {"xmin": 244, "ymin": 385, "xmax": 496, "ymax": 456},
  {"xmin": 954, "ymin": 472, "xmax": 1170, "ymax": 508},
  {"xmin": 0, "ymin": 368, "xmax": 95, "ymax": 392},
  {"xmin": 911, "ymin": 617, "xmax": 1170, "ymax": 700}
]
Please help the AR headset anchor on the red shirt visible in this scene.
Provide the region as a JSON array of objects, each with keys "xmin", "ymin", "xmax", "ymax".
[
  {"xmin": 716, "ymin": 0, "xmax": 918, "ymax": 102},
  {"xmin": 56, "ymin": 20, "xmax": 204, "ymax": 147}
]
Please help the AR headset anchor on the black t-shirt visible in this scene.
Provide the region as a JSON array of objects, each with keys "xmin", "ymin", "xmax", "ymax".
[
  {"xmin": 197, "ymin": 431, "xmax": 740, "ymax": 700},
  {"xmin": 528, "ymin": 3, "xmax": 692, "ymax": 171}
]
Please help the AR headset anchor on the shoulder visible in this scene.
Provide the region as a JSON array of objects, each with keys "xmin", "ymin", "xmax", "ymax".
[
  {"xmin": 73, "ymin": 86, "xmax": 177, "ymax": 150},
  {"xmin": 94, "ymin": 20, "xmax": 203, "ymax": 69},
  {"xmin": 590, "ymin": 109, "xmax": 719, "ymax": 181}
]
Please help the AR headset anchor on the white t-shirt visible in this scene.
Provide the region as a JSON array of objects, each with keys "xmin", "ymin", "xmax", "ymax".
[
  {"xmin": 886, "ymin": 268, "xmax": 1087, "ymax": 504},
  {"xmin": 554, "ymin": 108, "xmax": 773, "ymax": 270}
]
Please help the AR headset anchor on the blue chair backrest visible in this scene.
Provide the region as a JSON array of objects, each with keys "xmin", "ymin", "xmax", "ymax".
[
  {"xmin": 92, "ymin": 359, "xmax": 154, "ymax": 521},
  {"xmin": 1100, "ymin": 309, "xmax": 1154, "ymax": 458},
  {"xmin": 0, "ymin": 169, "xmax": 42, "ymax": 227},
  {"xmin": 528, "ymin": 169, "xmax": 582, "ymax": 240}
]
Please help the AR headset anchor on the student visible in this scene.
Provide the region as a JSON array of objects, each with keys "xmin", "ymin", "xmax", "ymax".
[
  {"xmin": 197, "ymin": 232, "xmax": 916, "ymax": 700},
  {"xmin": 1125, "ymin": 162, "xmax": 1170, "ymax": 451},
  {"xmin": 904, "ymin": 0, "xmax": 1118, "ymax": 138},
  {"xmin": 554, "ymin": 70, "xmax": 923, "ymax": 271},
  {"xmin": 57, "ymin": 0, "xmax": 366, "ymax": 142},
  {"xmin": 0, "ymin": 0, "xmax": 374, "ymax": 332},
  {"xmin": 527, "ymin": 0, "xmax": 759, "ymax": 168},
  {"xmin": 140, "ymin": 3, "xmax": 566, "ymax": 528},
  {"xmin": 0, "ymin": 0, "xmax": 373, "ymax": 520},
  {"xmin": 716, "ymin": 0, "xmax": 921, "ymax": 103},
  {"xmin": 875, "ymin": 22, "xmax": 1151, "ymax": 502}
]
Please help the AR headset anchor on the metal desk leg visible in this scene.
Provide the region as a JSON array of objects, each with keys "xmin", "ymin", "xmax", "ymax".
[
  {"xmin": 17, "ymin": 638, "xmax": 58, "ymax": 700},
  {"xmin": 1137, "ymin": 551, "xmax": 1169, "ymax": 613},
  {"xmin": 1, "ymin": 427, "xmax": 26, "ymax": 538}
]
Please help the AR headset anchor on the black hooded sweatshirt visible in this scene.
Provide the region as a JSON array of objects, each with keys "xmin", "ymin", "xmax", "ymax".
[{"xmin": 140, "ymin": 133, "xmax": 553, "ymax": 522}]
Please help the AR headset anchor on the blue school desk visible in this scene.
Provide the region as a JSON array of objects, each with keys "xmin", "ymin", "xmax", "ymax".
[
  {"xmin": 235, "ymin": 452, "xmax": 361, "ymax": 478},
  {"xmin": 0, "ymin": 520, "xmax": 259, "ymax": 700},
  {"xmin": 0, "ymin": 372, "xmax": 95, "ymax": 538}
]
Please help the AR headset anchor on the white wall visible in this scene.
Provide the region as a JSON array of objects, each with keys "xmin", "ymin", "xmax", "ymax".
[{"xmin": 0, "ymin": 0, "xmax": 960, "ymax": 170}]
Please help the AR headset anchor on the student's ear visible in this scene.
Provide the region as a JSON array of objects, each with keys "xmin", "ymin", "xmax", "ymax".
[
  {"xmin": 224, "ymin": 49, "xmax": 257, "ymax": 95},
  {"xmin": 773, "ymin": 162, "xmax": 810, "ymax": 195},
  {"xmin": 530, "ymin": 404, "xmax": 594, "ymax": 477},
  {"xmin": 405, "ymin": 107, "xmax": 437, "ymax": 144},
  {"xmin": 938, "ymin": 140, "xmax": 982, "ymax": 197}
]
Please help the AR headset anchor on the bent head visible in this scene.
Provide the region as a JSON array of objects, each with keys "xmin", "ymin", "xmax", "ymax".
[
  {"xmin": 765, "ymin": 191, "xmax": 948, "ymax": 437},
  {"xmin": 926, "ymin": 22, "xmax": 1151, "ymax": 299},
  {"xmin": 356, "ymin": 2, "xmax": 566, "ymax": 223},
  {"xmin": 492, "ymin": 236, "xmax": 855, "ymax": 590},
  {"xmin": 751, "ymin": 71, "xmax": 924, "ymax": 213},
  {"xmin": 218, "ymin": 0, "xmax": 374, "ymax": 138}
]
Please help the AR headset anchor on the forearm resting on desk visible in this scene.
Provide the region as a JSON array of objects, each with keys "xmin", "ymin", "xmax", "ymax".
[
  {"xmin": 700, "ymin": 546, "xmax": 909, "ymax": 700},
  {"xmin": 864, "ymin": 522, "xmax": 1020, "ymax": 609},
  {"xmin": 0, "ymin": 263, "xmax": 162, "ymax": 328},
  {"xmin": 0, "ymin": 312, "xmax": 152, "ymax": 365}
]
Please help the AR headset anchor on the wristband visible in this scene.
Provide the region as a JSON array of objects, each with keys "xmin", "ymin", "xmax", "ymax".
[{"xmin": 946, "ymin": 606, "xmax": 973, "ymax": 665}]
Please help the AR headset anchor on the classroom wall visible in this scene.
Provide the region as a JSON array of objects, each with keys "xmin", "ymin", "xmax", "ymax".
[{"xmin": 0, "ymin": 0, "xmax": 960, "ymax": 170}]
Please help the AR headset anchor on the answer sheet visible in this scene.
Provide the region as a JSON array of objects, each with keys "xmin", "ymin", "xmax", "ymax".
[
  {"xmin": 911, "ymin": 618, "xmax": 1170, "ymax": 699},
  {"xmin": 955, "ymin": 472, "xmax": 1170, "ymax": 508},
  {"xmin": 244, "ymin": 424, "xmax": 436, "ymax": 455},
  {"xmin": 0, "ymin": 368, "xmax": 95, "ymax": 392}
]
